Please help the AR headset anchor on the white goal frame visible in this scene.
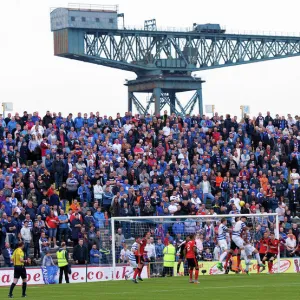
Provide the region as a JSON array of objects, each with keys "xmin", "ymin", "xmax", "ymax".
[{"xmin": 111, "ymin": 213, "xmax": 280, "ymax": 276}]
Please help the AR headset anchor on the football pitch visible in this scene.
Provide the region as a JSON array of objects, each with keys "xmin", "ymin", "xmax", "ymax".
[{"xmin": 0, "ymin": 274, "xmax": 299, "ymax": 300}]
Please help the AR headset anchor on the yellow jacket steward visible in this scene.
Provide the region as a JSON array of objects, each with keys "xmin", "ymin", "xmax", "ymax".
[
  {"xmin": 163, "ymin": 244, "xmax": 176, "ymax": 267},
  {"xmin": 57, "ymin": 249, "xmax": 68, "ymax": 267}
]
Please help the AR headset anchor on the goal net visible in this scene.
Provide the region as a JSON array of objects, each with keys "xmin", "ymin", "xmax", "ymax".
[{"xmin": 111, "ymin": 213, "xmax": 280, "ymax": 278}]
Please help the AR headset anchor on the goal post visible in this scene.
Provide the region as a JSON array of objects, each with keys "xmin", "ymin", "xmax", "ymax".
[{"xmin": 111, "ymin": 213, "xmax": 280, "ymax": 278}]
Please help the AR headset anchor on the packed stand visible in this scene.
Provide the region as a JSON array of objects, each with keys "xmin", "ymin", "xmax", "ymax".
[{"xmin": 0, "ymin": 110, "xmax": 300, "ymax": 268}]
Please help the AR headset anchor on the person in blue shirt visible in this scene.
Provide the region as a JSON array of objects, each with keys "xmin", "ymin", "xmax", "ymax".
[
  {"xmin": 78, "ymin": 182, "xmax": 91, "ymax": 205},
  {"xmin": 3, "ymin": 197, "xmax": 12, "ymax": 216},
  {"xmin": 58, "ymin": 209, "xmax": 69, "ymax": 244},
  {"xmin": 90, "ymin": 244, "xmax": 101, "ymax": 264},
  {"xmin": 102, "ymin": 187, "xmax": 114, "ymax": 212},
  {"xmin": 94, "ymin": 207, "xmax": 105, "ymax": 229},
  {"xmin": 7, "ymin": 117, "xmax": 17, "ymax": 133},
  {"xmin": 172, "ymin": 220, "xmax": 185, "ymax": 235},
  {"xmin": 74, "ymin": 113, "xmax": 84, "ymax": 131}
]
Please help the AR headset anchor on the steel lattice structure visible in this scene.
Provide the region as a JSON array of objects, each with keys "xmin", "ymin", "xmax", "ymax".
[
  {"xmin": 50, "ymin": 7, "xmax": 300, "ymax": 115},
  {"xmin": 82, "ymin": 30, "xmax": 300, "ymax": 73}
]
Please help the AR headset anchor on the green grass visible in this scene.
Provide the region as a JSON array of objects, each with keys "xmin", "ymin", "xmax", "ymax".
[{"xmin": 0, "ymin": 274, "xmax": 299, "ymax": 300}]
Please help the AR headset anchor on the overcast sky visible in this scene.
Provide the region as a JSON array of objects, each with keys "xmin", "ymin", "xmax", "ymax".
[{"xmin": 1, "ymin": 0, "xmax": 300, "ymax": 119}]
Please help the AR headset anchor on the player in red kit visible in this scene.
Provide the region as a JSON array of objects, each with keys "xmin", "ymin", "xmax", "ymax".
[
  {"xmin": 132, "ymin": 232, "xmax": 150, "ymax": 283},
  {"xmin": 265, "ymin": 232, "xmax": 279, "ymax": 274},
  {"xmin": 184, "ymin": 234, "xmax": 200, "ymax": 284},
  {"xmin": 257, "ymin": 232, "xmax": 269, "ymax": 273}
]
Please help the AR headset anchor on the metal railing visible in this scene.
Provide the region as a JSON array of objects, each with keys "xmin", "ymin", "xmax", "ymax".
[{"xmin": 50, "ymin": 3, "xmax": 118, "ymax": 13}]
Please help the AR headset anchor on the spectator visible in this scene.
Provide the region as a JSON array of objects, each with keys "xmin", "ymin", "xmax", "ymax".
[
  {"xmin": 285, "ymin": 231, "xmax": 297, "ymax": 257},
  {"xmin": 20, "ymin": 221, "xmax": 31, "ymax": 259},
  {"xmin": 57, "ymin": 242, "xmax": 70, "ymax": 284},
  {"xmin": 71, "ymin": 213, "xmax": 82, "ymax": 246},
  {"xmin": 32, "ymin": 220, "xmax": 42, "ymax": 260},
  {"xmin": 42, "ymin": 249, "xmax": 55, "ymax": 266},
  {"xmin": 2, "ymin": 242, "xmax": 13, "ymax": 267},
  {"xmin": 162, "ymin": 241, "xmax": 176, "ymax": 277},
  {"xmin": 73, "ymin": 238, "xmax": 88, "ymax": 265},
  {"xmin": 46, "ymin": 210, "xmax": 59, "ymax": 248},
  {"xmin": 90, "ymin": 244, "xmax": 101, "ymax": 264}
]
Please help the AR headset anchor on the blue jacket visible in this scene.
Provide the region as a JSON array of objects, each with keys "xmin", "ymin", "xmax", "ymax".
[
  {"xmin": 172, "ymin": 222, "xmax": 185, "ymax": 235},
  {"xmin": 102, "ymin": 192, "xmax": 113, "ymax": 205},
  {"xmin": 94, "ymin": 212, "xmax": 105, "ymax": 228},
  {"xmin": 90, "ymin": 248, "xmax": 101, "ymax": 264},
  {"xmin": 3, "ymin": 201, "xmax": 12, "ymax": 216},
  {"xmin": 74, "ymin": 117, "xmax": 84, "ymax": 129},
  {"xmin": 7, "ymin": 121, "xmax": 17, "ymax": 133}
]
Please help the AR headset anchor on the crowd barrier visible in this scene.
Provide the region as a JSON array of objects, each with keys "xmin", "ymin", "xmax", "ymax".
[
  {"xmin": 0, "ymin": 258, "xmax": 299, "ymax": 286},
  {"xmin": 0, "ymin": 265, "xmax": 148, "ymax": 286}
]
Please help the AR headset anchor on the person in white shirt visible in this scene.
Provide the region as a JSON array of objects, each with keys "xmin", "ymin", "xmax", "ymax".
[
  {"xmin": 275, "ymin": 203, "xmax": 285, "ymax": 222},
  {"xmin": 240, "ymin": 149, "xmax": 250, "ymax": 164},
  {"xmin": 162, "ymin": 123, "xmax": 171, "ymax": 137},
  {"xmin": 168, "ymin": 200, "xmax": 178, "ymax": 215},
  {"xmin": 123, "ymin": 120, "xmax": 132, "ymax": 134},
  {"xmin": 21, "ymin": 221, "xmax": 32, "ymax": 259},
  {"xmin": 145, "ymin": 238, "xmax": 156, "ymax": 275},
  {"xmin": 200, "ymin": 175, "xmax": 214, "ymax": 204},
  {"xmin": 112, "ymin": 139, "xmax": 122, "ymax": 154},
  {"xmin": 93, "ymin": 180, "xmax": 104, "ymax": 201},
  {"xmin": 229, "ymin": 193, "xmax": 241, "ymax": 211},
  {"xmin": 285, "ymin": 232, "xmax": 297, "ymax": 256},
  {"xmin": 120, "ymin": 244, "xmax": 131, "ymax": 263},
  {"xmin": 290, "ymin": 169, "xmax": 300, "ymax": 187},
  {"xmin": 191, "ymin": 193, "xmax": 201, "ymax": 209},
  {"xmin": 30, "ymin": 122, "xmax": 44, "ymax": 136}
]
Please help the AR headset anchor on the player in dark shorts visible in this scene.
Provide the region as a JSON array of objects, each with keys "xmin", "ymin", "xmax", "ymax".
[
  {"xmin": 8, "ymin": 242, "xmax": 28, "ymax": 298},
  {"xmin": 184, "ymin": 234, "xmax": 199, "ymax": 284},
  {"xmin": 224, "ymin": 217, "xmax": 240, "ymax": 274},
  {"xmin": 264, "ymin": 233, "xmax": 279, "ymax": 274},
  {"xmin": 258, "ymin": 232, "xmax": 270, "ymax": 273},
  {"xmin": 132, "ymin": 232, "xmax": 151, "ymax": 283},
  {"xmin": 176, "ymin": 236, "xmax": 190, "ymax": 275}
]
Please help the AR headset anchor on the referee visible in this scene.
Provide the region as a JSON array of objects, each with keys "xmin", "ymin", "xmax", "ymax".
[{"xmin": 8, "ymin": 242, "xmax": 28, "ymax": 298}]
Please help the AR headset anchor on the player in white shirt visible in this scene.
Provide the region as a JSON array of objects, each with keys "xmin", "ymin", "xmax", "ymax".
[
  {"xmin": 224, "ymin": 216, "xmax": 248, "ymax": 273},
  {"xmin": 216, "ymin": 218, "xmax": 229, "ymax": 271},
  {"xmin": 243, "ymin": 224, "xmax": 265, "ymax": 273},
  {"xmin": 125, "ymin": 242, "xmax": 138, "ymax": 280}
]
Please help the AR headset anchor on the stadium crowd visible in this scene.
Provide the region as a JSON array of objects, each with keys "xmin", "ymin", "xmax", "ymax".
[{"xmin": 0, "ymin": 109, "xmax": 300, "ymax": 268}]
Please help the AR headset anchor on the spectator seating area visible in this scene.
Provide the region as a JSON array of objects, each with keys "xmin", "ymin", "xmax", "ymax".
[{"xmin": 0, "ymin": 110, "xmax": 300, "ymax": 268}]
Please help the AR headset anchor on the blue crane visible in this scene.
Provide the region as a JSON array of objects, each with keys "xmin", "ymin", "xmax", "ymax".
[{"xmin": 50, "ymin": 4, "xmax": 300, "ymax": 115}]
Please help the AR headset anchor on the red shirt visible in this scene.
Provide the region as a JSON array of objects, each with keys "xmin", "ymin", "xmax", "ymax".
[
  {"xmin": 185, "ymin": 240, "xmax": 196, "ymax": 259},
  {"xmin": 259, "ymin": 238, "xmax": 269, "ymax": 254},
  {"xmin": 268, "ymin": 238, "xmax": 279, "ymax": 254},
  {"xmin": 140, "ymin": 238, "xmax": 147, "ymax": 255},
  {"xmin": 46, "ymin": 216, "xmax": 59, "ymax": 229}
]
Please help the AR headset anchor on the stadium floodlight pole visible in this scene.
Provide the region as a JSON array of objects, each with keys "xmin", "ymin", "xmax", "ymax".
[
  {"xmin": 111, "ymin": 213, "xmax": 279, "ymax": 276},
  {"xmin": 111, "ymin": 216, "xmax": 116, "ymax": 279}
]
